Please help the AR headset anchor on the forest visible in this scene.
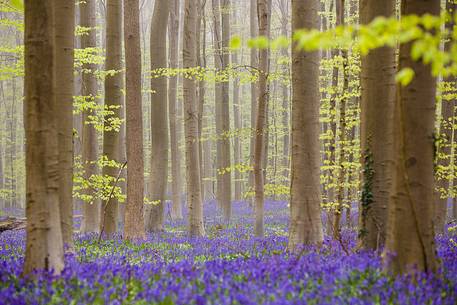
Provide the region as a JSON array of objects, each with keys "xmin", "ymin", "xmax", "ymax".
[{"xmin": 0, "ymin": 0, "xmax": 456, "ymax": 304}]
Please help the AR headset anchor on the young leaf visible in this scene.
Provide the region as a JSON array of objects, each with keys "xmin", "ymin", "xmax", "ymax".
[
  {"xmin": 9, "ymin": 0, "xmax": 23, "ymax": 12},
  {"xmin": 395, "ymin": 67, "xmax": 415, "ymax": 87},
  {"xmin": 230, "ymin": 35, "xmax": 242, "ymax": 50}
]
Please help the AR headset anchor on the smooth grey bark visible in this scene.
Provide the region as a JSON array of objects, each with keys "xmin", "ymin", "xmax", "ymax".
[
  {"xmin": 169, "ymin": 0, "xmax": 184, "ymax": 220},
  {"xmin": 288, "ymin": 0, "xmax": 324, "ymax": 250},
  {"xmin": 254, "ymin": 0, "xmax": 270, "ymax": 237},
  {"xmin": 384, "ymin": 0, "xmax": 440, "ymax": 275},
  {"xmin": 23, "ymin": 0, "xmax": 65, "ymax": 275},
  {"xmin": 145, "ymin": 0, "xmax": 169, "ymax": 232},
  {"xmin": 101, "ymin": 0, "xmax": 123, "ymax": 236},
  {"xmin": 359, "ymin": 0, "xmax": 396, "ymax": 251},
  {"xmin": 184, "ymin": 0, "xmax": 205, "ymax": 237},
  {"xmin": 123, "ymin": 0, "xmax": 146, "ymax": 240},
  {"xmin": 80, "ymin": 0, "xmax": 101, "ymax": 233},
  {"xmin": 54, "ymin": 0, "xmax": 75, "ymax": 248}
]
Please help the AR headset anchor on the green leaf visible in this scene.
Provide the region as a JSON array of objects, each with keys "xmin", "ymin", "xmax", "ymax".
[
  {"xmin": 9, "ymin": 0, "xmax": 23, "ymax": 11},
  {"xmin": 248, "ymin": 36, "xmax": 269, "ymax": 49},
  {"xmin": 229, "ymin": 35, "xmax": 242, "ymax": 50},
  {"xmin": 395, "ymin": 68, "xmax": 415, "ymax": 86},
  {"xmin": 256, "ymin": 36, "xmax": 269, "ymax": 49},
  {"xmin": 271, "ymin": 36, "xmax": 290, "ymax": 50}
]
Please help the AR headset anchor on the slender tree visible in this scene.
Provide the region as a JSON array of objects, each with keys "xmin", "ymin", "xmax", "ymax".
[
  {"xmin": 55, "ymin": 0, "xmax": 75, "ymax": 248},
  {"xmin": 332, "ymin": 0, "xmax": 349, "ymax": 241},
  {"xmin": 325, "ymin": 0, "xmax": 339, "ymax": 233},
  {"xmin": 434, "ymin": 0, "xmax": 457, "ymax": 233},
  {"xmin": 101, "ymin": 0, "xmax": 123, "ymax": 236},
  {"xmin": 359, "ymin": 0, "xmax": 396, "ymax": 251},
  {"xmin": 197, "ymin": 0, "xmax": 205, "ymax": 200},
  {"xmin": 232, "ymin": 6, "xmax": 242, "ymax": 201},
  {"xmin": 80, "ymin": 0, "xmax": 101, "ymax": 233},
  {"xmin": 0, "ymin": 128, "xmax": 3, "ymax": 211},
  {"xmin": 288, "ymin": 0, "xmax": 324, "ymax": 250},
  {"xmin": 145, "ymin": 0, "xmax": 169, "ymax": 232},
  {"xmin": 249, "ymin": 0, "xmax": 258, "ymax": 199},
  {"xmin": 212, "ymin": 0, "xmax": 232, "ymax": 221},
  {"xmin": 169, "ymin": 0, "xmax": 183, "ymax": 220},
  {"xmin": 184, "ymin": 0, "xmax": 205, "ymax": 237},
  {"xmin": 199, "ymin": 0, "xmax": 213, "ymax": 202},
  {"xmin": 384, "ymin": 0, "xmax": 440, "ymax": 274},
  {"xmin": 212, "ymin": 0, "xmax": 222, "ymax": 207},
  {"xmin": 23, "ymin": 0, "xmax": 65, "ymax": 274},
  {"xmin": 220, "ymin": 0, "xmax": 232, "ymax": 221},
  {"xmin": 123, "ymin": 0, "xmax": 146, "ymax": 240},
  {"xmin": 254, "ymin": 0, "xmax": 270, "ymax": 237},
  {"xmin": 279, "ymin": 0, "xmax": 290, "ymax": 179}
]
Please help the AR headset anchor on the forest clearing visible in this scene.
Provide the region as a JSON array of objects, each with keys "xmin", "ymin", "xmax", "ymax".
[{"xmin": 0, "ymin": 0, "xmax": 457, "ymax": 304}]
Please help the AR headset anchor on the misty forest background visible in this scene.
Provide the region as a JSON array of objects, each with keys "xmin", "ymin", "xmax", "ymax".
[{"xmin": 1, "ymin": 0, "xmax": 457, "ymax": 304}]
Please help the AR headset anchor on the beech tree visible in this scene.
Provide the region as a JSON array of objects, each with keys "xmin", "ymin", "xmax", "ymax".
[
  {"xmin": 55, "ymin": 0, "xmax": 75, "ymax": 248},
  {"xmin": 101, "ymin": 0, "xmax": 123, "ymax": 236},
  {"xmin": 145, "ymin": 0, "xmax": 169, "ymax": 232},
  {"xmin": 249, "ymin": 0, "xmax": 258, "ymax": 198},
  {"xmin": 434, "ymin": 0, "xmax": 457, "ymax": 233},
  {"xmin": 184, "ymin": 0, "xmax": 205, "ymax": 237},
  {"xmin": 123, "ymin": 0, "xmax": 146, "ymax": 240},
  {"xmin": 168, "ymin": 0, "xmax": 183, "ymax": 220},
  {"xmin": 198, "ymin": 0, "xmax": 213, "ymax": 202},
  {"xmin": 197, "ymin": 0, "xmax": 205, "ymax": 201},
  {"xmin": 359, "ymin": 0, "xmax": 396, "ymax": 250},
  {"xmin": 288, "ymin": 0, "xmax": 324, "ymax": 250},
  {"xmin": 332, "ymin": 0, "xmax": 349, "ymax": 241},
  {"xmin": 231, "ymin": 5, "xmax": 242, "ymax": 201},
  {"xmin": 80, "ymin": 0, "xmax": 101, "ymax": 233},
  {"xmin": 384, "ymin": 0, "xmax": 440, "ymax": 274},
  {"xmin": 23, "ymin": 0, "xmax": 65, "ymax": 275},
  {"xmin": 212, "ymin": 0, "xmax": 232, "ymax": 221},
  {"xmin": 220, "ymin": 0, "xmax": 232, "ymax": 221},
  {"xmin": 254, "ymin": 0, "xmax": 271, "ymax": 237},
  {"xmin": 279, "ymin": 0, "xmax": 289, "ymax": 178}
]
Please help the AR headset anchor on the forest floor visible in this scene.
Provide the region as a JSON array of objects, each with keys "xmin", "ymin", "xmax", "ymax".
[{"xmin": 0, "ymin": 201, "xmax": 456, "ymax": 305}]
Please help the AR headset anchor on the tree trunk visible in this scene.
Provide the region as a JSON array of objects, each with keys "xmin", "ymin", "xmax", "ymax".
[
  {"xmin": 212, "ymin": 0, "xmax": 232, "ymax": 221},
  {"xmin": 197, "ymin": 0, "xmax": 206, "ymax": 202},
  {"xmin": 23, "ymin": 0, "xmax": 65, "ymax": 275},
  {"xmin": 212, "ymin": 0, "xmax": 222, "ymax": 208},
  {"xmin": 325, "ymin": 0, "xmax": 339, "ymax": 235},
  {"xmin": 332, "ymin": 0, "xmax": 349, "ymax": 241},
  {"xmin": 101, "ymin": 0, "xmax": 123, "ymax": 236},
  {"xmin": 169, "ymin": 0, "xmax": 183, "ymax": 220},
  {"xmin": 0, "ymin": 117, "xmax": 3, "ymax": 211},
  {"xmin": 54, "ymin": 0, "xmax": 75, "ymax": 248},
  {"xmin": 434, "ymin": 0, "xmax": 457, "ymax": 233},
  {"xmin": 279, "ymin": 0, "xmax": 290, "ymax": 181},
  {"xmin": 145, "ymin": 0, "xmax": 169, "ymax": 232},
  {"xmin": 118, "ymin": 54, "xmax": 127, "ymax": 226},
  {"xmin": 200, "ymin": 1, "xmax": 214, "ymax": 202},
  {"xmin": 384, "ymin": 0, "xmax": 439, "ymax": 275},
  {"xmin": 123, "ymin": 0, "xmax": 146, "ymax": 241},
  {"xmin": 288, "ymin": 0, "xmax": 324, "ymax": 250},
  {"xmin": 254, "ymin": 0, "xmax": 270, "ymax": 237},
  {"xmin": 80, "ymin": 0, "xmax": 101, "ymax": 233},
  {"xmin": 453, "ymin": 197, "xmax": 457, "ymax": 220},
  {"xmin": 184, "ymin": 0, "xmax": 205, "ymax": 237},
  {"xmin": 249, "ymin": 0, "xmax": 258, "ymax": 201},
  {"xmin": 359, "ymin": 0, "xmax": 396, "ymax": 253},
  {"xmin": 232, "ymin": 6, "xmax": 242, "ymax": 201},
  {"xmin": 7, "ymin": 84, "xmax": 17, "ymax": 210},
  {"xmin": 221, "ymin": 0, "xmax": 232, "ymax": 220}
]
